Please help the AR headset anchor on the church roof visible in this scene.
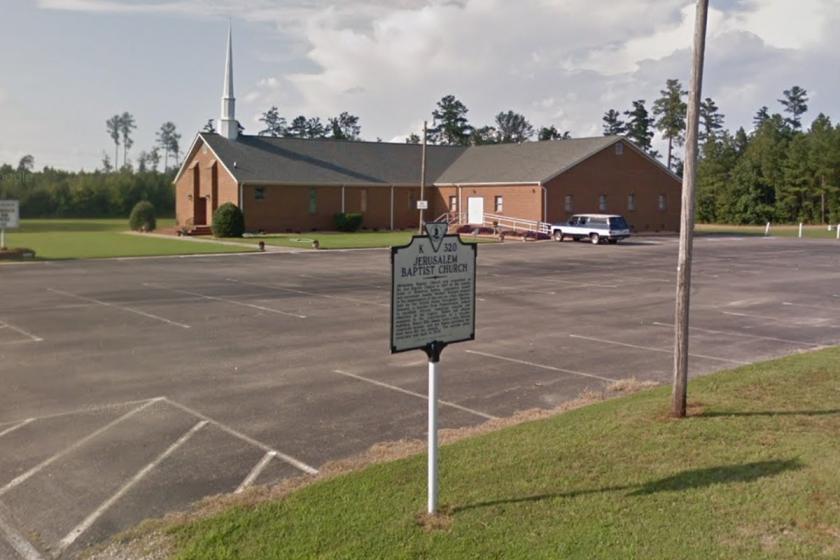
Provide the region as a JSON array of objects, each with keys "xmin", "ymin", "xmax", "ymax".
[{"xmin": 182, "ymin": 133, "xmax": 669, "ymax": 187}]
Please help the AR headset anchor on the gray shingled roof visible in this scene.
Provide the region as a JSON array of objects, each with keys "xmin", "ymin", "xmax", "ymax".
[
  {"xmin": 434, "ymin": 136, "xmax": 619, "ymax": 184},
  {"xmin": 196, "ymin": 133, "xmax": 623, "ymax": 187},
  {"xmin": 201, "ymin": 133, "xmax": 466, "ymax": 186}
]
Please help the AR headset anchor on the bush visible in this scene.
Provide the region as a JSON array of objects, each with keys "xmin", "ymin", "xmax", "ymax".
[
  {"xmin": 334, "ymin": 212, "xmax": 363, "ymax": 232},
  {"xmin": 128, "ymin": 201, "xmax": 156, "ymax": 232},
  {"xmin": 212, "ymin": 203, "xmax": 245, "ymax": 237}
]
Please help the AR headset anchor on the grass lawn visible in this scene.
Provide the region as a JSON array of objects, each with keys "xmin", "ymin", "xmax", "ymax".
[
  {"xmin": 697, "ymin": 223, "xmax": 840, "ymax": 239},
  {"xmin": 2, "ymin": 219, "xmax": 255, "ymax": 260},
  {"xmin": 213, "ymin": 230, "xmax": 498, "ymax": 250},
  {"xmin": 165, "ymin": 348, "xmax": 840, "ymax": 559}
]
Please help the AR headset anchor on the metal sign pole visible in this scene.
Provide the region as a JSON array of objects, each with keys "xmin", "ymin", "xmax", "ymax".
[
  {"xmin": 425, "ymin": 340, "xmax": 444, "ymax": 514},
  {"xmin": 427, "ymin": 352, "xmax": 439, "ymax": 514}
]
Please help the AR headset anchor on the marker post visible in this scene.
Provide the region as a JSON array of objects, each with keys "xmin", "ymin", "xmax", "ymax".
[
  {"xmin": 391, "ymin": 223, "xmax": 476, "ymax": 516},
  {"xmin": 424, "ymin": 341, "xmax": 445, "ymax": 513}
]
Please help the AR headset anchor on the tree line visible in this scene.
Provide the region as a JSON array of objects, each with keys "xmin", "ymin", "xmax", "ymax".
[{"xmin": 104, "ymin": 113, "xmax": 183, "ymax": 173}]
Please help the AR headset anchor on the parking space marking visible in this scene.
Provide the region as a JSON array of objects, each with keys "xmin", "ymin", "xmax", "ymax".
[
  {"xmin": 143, "ymin": 283, "xmax": 307, "ymax": 319},
  {"xmin": 0, "ymin": 419, "xmax": 34, "ymax": 439},
  {"xmin": 782, "ymin": 301, "xmax": 839, "ymax": 311},
  {"xmin": 226, "ymin": 278, "xmax": 389, "ymax": 308},
  {"xmin": 465, "ymin": 350, "xmax": 615, "ymax": 383},
  {"xmin": 332, "ymin": 369, "xmax": 497, "ymax": 420},
  {"xmin": 47, "ymin": 288, "xmax": 191, "ymax": 329},
  {"xmin": 161, "ymin": 398, "xmax": 318, "ymax": 475},
  {"xmin": 57, "ymin": 420, "xmax": 209, "ymax": 554},
  {"xmin": 568, "ymin": 334, "xmax": 748, "ymax": 365},
  {"xmin": 721, "ymin": 310, "xmax": 838, "ymax": 327},
  {"xmin": 651, "ymin": 322, "xmax": 821, "ymax": 347},
  {"xmin": 0, "ymin": 398, "xmax": 163, "ymax": 429},
  {"xmin": 235, "ymin": 451, "xmax": 277, "ymax": 494},
  {"xmin": 0, "ymin": 399, "xmax": 163, "ymax": 496},
  {"xmin": 0, "ymin": 504, "xmax": 45, "ymax": 560},
  {"xmin": 0, "ymin": 320, "xmax": 43, "ymax": 343}
]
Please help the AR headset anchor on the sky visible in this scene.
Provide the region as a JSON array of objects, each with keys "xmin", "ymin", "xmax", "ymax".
[{"xmin": 1, "ymin": 0, "xmax": 838, "ymax": 170}]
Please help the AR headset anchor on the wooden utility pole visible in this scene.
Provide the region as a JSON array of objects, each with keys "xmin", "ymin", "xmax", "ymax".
[
  {"xmin": 672, "ymin": 0, "xmax": 709, "ymax": 418},
  {"xmin": 418, "ymin": 121, "xmax": 428, "ymax": 233}
]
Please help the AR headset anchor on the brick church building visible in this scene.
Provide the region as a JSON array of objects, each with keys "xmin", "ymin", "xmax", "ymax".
[{"xmin": 174, "ymin": 29, "xmax": 681, "ymax": 234}]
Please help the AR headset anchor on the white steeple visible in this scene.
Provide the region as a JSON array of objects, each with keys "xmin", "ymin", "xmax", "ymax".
[{"xmin": 218, "ymin": 24, "xmax": 238, "ymax": 140}]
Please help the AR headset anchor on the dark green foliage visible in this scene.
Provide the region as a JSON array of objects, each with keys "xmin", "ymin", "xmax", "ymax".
[
  {"xmin": 624, "ymin": 100, "xmax": 656, "ymax": 153},
  {"xmin": 779, "ymin": 86, "xmax": 808, "ymax": 130},
  {"xmin": 212, "ymin": 203, "xmax": 245, "ymax": 238},
  {"xmin": 652, "ymin": 79, "xmax": 688, "ymax": 171},
  {"xmin": 128, "ymin": 201, "xmax": 156, "ymax": 231},
  {"xmin": 494, "ymin": 111, "xmax": 533, "ymax": 143},
  {"xmin": 429, "ymin": 95, "xmax": 472, "ymax": 146},
  {"xmin": 333, "ymin": 212, "xmax": 363, "ymax": 232},
  {"xmin": 0, "ymin": 166, "xmax": 175, "ymax": 219},
  {"xmin": 539, "ymin": 126, "xmax": 571, "ymax": 141},
  {"xmin": 602, "ymin": 109, "xmax": 625, "ymax": 136}
]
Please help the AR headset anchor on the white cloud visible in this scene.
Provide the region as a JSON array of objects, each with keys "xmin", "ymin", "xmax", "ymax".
[{"xmin": 33, "ymin": 0, "xmax": 840, "ymax": 168}]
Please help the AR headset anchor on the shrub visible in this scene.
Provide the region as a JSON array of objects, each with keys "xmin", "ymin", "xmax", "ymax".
[
  {"xmin": 128, "ymin": 201, "xmax": 156, "ymax": 232},
  {"xmin": 212, "ymin": 202, "xmax": 245, "ymax": 237},
  {"xmin": 456, "ymin": 225, "xmax": 475, "ymax": 234},
  {"xmin": 334, "ymin": 212, "xmax": 363, "ymax": 232}
]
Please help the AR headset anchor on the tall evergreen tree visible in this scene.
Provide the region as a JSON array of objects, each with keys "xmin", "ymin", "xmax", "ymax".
[
  {"xmin": 258, "ymin": 107, "xmax": 287, "ymax": 137},
  {"xmin": 624, "ymin": 100, "xmax": 655, "ymax": 153},
  {"xmin": 753, "ymin": 106, "xmax": 770, "ymax": 130},
  {"xmin": 429, "ymin": 95, "xmax": 472, "ymax": 146},
  {"xmin": 602, "ymin": 109, "xmax": 626, "ymax": 136},
  {"xmin": 808, "ymin": 114, "xmax": 840, "ymax": 222},
  {"xmin": 538, "ymin": 126, "xmax": 571, "ymax": 141},
  {"xmin": 156, "ymin": 122, "xmax": 179, "ymax": 170},
  {"xmin": 106, "ymin": 115, "xmax": 121, "ymax": 170},
  {"xmin": 494, "ymin": 111, "xmax": 533, "ymax": 143},
  {"xmin": 328, "ymin": 112, "xmax": 361, "ymax": 140},
  {"xmin": 652, "ymin": 79, "xmax": 688, "ymax": 171},
  {"xmin": 699, "ymin": 97, "xmax": 725, "ymax": 144},
  {"xmin": 119, "ymin": 112, "xmax": 136, "ymax": 169},
  {"xmin": 779, "ymin": 86, "xmax": 809, "ymax": 131}
]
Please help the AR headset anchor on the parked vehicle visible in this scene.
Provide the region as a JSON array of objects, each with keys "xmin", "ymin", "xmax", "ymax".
[{"xmin": 549, "ymin": 214, "xmax": 631, "ymax": 244}]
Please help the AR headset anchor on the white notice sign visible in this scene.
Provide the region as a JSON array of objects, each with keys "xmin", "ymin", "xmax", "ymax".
[
  {"xmin": 0, "ymin": 200, "xmax": 19, "ymax": 229},
  {"xmin": 391, "ymin": 225, "xmax": 476, "ymax": 353},
  {"xmin": 416, "ymin": 200, "xmax": 429, "ymax": 210}
]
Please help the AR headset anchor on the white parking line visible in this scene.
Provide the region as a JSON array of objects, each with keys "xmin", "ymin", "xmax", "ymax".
[
  {"xmin": 0, "ymin": 504, "xmax": 45, "ymax": 560},
  {"xmin": 144, "ymin": 283, "xmax": 307, "ymax": 319},
  {"xmin": 332, "ymin": 369, "xmax": 497, "ymax": 420},
  {"xmin": 47, "ymin": 288, "xmax": 191, "ymax": 329},
  {"xmin": 569, "ymin": 334, "xmax": 748, "ymax": 365},
  {"xmin": 651, "ymin": 322, "xmax": 821, "ymax": 347},
  {"xmin": 721, "ymin": 310, "xmax": 837, "ymax": 327},
  {"xmin": 235, "ymin": 451, "xmax": 277, "ymax": 494},
  {"xmin": 57, "ymin": 420, "xmax": 209, "ymax": 554},
  {"xmin": 226, "ymin": 278, "xmax": 389, "ymax": 308},
  {"xmin": 0, "ymin": 398, "xmax": 163, "ymax": 429},
  {"xmin": 465, "ymin": 350, "xmax": 616, "ymax": 383},
  {"xmin": 161, "ymin": 398, "xmax": 318, "ymax": 475},
  {"xmin": 0, "ymin": 419, "xmax": 34, "ymax": 439},
  {"xmin": 782, "ymin": 301, "xmax": 839, "ymax": 311},
  {"xmin": 0, "ymin": 399, "xmax": 162, "ymax": 496},
  {"xmin": 0, "ymin": 320, "xmax": 43, "ymax": 342}
]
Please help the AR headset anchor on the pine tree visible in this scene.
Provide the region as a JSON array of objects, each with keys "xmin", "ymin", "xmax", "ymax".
[
  {"xmin": 699, "ymin": 97, "xmax": 725, "ymax": 144},
  {"xmin": 753, "ymin": 106, "xmax": 770, "ymax": 130},
  {"xmin": 652, "ymin": 79, "xmax": 688, "ymax": 171},
  {"xmin": 494, "ymin": 111, "xmax": 533, "ymax": 143},
  {"xmin": 119, "ymin": 112, "xmax": 137, "ymax": 170},
  {"xmin": 428, "ymin": 95, "xmax": 472, "ymax": 146},
  {"xmin": 106, "ymin": 115, "xmax": 121, "ymax": 170},
  {"xmin": 602, "ymin": 109, "xmax": 626, "ymax": 136},
  {"xmin": 258, "ymin": 107, "xmax": 287, "ymax": 137},
  {"xmin": 624, "ymin": 100, "xmax": 655, "ymax": 153},
  {"xmin": 328, "ymin": 112, "xmax": 361, "ymax": 140},
  {"xmin": 538, "ymin": 126, "xmax": 570, "ymax": 141},
  {"xmin": 808, "ymin": 114, "xmax": 840, "ymax": 223},
  {"xmin": 779, "ymin": 86, "xmax": 809, "ymax": 131}
]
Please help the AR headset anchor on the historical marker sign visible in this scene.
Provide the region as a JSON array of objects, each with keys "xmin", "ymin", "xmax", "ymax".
[
  {"xmin": 0, "ymin": 200, "xmax": 19, "ymax": 229},
  {"xmin": 391, "ymin": 223, "xmax": 476, "ymax": 354}
]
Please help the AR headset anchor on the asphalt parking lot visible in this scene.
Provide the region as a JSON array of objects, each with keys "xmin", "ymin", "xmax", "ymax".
[{"xmin": 2, "ymin": 235, "xmax": 840, "ymax": 558}]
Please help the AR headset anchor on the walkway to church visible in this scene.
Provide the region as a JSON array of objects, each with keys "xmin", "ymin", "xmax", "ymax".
[{"xmin": 2, "ymin": 235, "xmax": 839, "ymax": 558}]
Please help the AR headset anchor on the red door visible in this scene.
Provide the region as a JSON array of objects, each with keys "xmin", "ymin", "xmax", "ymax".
[{"xmin": 195, "ymin": 198, "xmax": 207, "ymax": 225}]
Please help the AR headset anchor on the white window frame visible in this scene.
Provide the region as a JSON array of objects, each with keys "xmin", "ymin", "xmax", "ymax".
[
  {"xmin": 599, "ymin": 194, "xmax": 607, "ymax": 212},
  {"xmin": 658, "ymin": 194, "xmax": 667, "ymax": 211},
  {"xmin": 449, "ymin": 196, "xmax": 458, "ymax": 212},
  {"xmin": 494, "ymin": 195, "xmax": 503, "ymax": 213},
  {"xmin": 627, "ymin": 193, "xmax": 635, "ymax": 211},
  {"xmin": 564, "ymin": 194, "xmax": 573, "ymax": 212}
]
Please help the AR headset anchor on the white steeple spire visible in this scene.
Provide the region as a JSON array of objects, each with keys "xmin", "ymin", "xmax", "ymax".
[{"xmin": 218, "ymin": 23, "xmax": 238, "ymax": 140}]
